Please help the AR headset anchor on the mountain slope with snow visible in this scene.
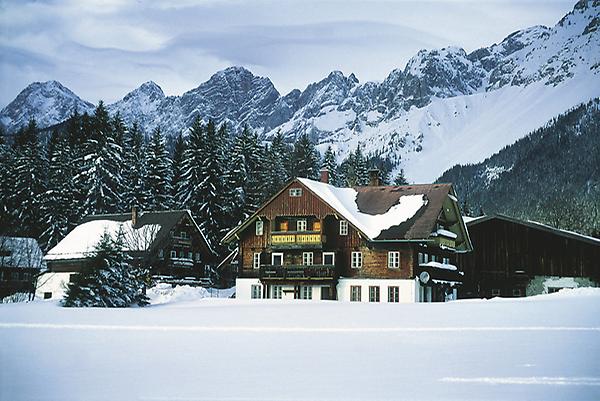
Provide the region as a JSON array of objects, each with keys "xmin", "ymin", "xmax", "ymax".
[{"xmin": 1, "ymin": 1, "xmax": 598, "ymax": 182}]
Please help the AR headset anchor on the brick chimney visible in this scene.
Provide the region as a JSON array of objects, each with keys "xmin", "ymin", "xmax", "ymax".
[
  {"xmin": 368, "ymin": 169, "xmax": 381, "ymax": 186},
  {"xmin": 320, "ymin": 168, "xmax": 330, "ymax": 184},
  {"xmin": 132, "ymin": 206, "xmax": 139, "ymax": 227}
]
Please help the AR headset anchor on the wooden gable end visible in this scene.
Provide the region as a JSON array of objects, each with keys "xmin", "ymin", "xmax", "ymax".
[{"xmin": 259, "ymin": 180, "xmax": 338, "ymax": 220}]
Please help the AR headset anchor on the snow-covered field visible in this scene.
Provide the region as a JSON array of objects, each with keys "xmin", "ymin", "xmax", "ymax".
[{"xmin": 1, "ymin": 289, "xmax": 599, "ymax": 401}]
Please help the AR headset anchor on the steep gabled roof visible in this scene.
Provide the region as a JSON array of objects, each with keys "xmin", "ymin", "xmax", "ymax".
[
  {"xmin": 45, "ymin": 210, "xmax": 214, "ymax": 261},
  {"xmin": 223, "ymin": 178, "xmax": 468, "ymax": 245},
  {"xmin": 466, "ymin": 214, "xmax": 600, "ymax": 247}
]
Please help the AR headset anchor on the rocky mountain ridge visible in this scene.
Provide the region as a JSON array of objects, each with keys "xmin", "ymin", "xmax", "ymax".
[{"xmin": 1, "ymin": 1, "xmax": 598, "ymax": 181}]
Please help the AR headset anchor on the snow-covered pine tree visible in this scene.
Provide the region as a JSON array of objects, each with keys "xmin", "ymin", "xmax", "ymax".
[
  {"xmin": 226, "ymin": 131, "xmax": 249, "ymax": 227},
  {"xmin": 11, "ymin": 119, "xmax": 48, "ymax": 238},
  {"xmin": 178, "ymin": 116, "xmax": 206, "ymax": 216},
  {"xmin": 75, "ymin": 102, "xmax": 124, "ymax": 215},
  {"xmin": 321, "ymin": 146, "xmax": 339, "ymax": 186},
  {"xmin": 0, "ymin": 129, "xmax": 17, "ymax": 234},
  {"xmin": 193, "ymin": 120, "xmax": 229, "ymax": 249},
  {"xmin": 122, "ymin": 122, "xmax": 149, "ymax": 210},
  {"xmin": 170, "ymin": 132, "xmax": 186, "ymax": 209},
  {"xmin": 145, "ymin": 127, "xmax": 173, "ymax": 211},
  {"xmin": 291, "ymin": 132, "xmax": 320, "ymax": 180},
  {"xmin": 264, "ymin": 129, "xmax": 291, "ymax": 196},
  {"xmin": 353, "ymin": 145, "xmax": 369, "ymax": 186},
  {"xmin": 63, "ymin": 230, "xmax": 149, "ymax": 307},
  {"xmin": 40, "ymin": 131, "xmax": 78, "ymax": 250}
]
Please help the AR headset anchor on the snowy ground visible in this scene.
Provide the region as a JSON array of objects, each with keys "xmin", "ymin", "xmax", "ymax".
[{"xmin": 1, "ymin": 289, "xmax": 599, "ymax": 401}]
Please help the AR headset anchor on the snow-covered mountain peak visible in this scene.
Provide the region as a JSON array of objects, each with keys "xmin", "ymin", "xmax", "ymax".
[
  {"xmin": 123, "ymin": 81, "xmax": 165, "ymax": 101},
  {"xmin": 0, "ymin": 80, "xmax": 94, "ymax": 132}
]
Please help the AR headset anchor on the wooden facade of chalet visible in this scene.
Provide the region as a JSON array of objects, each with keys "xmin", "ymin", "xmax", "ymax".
[
  {"xmin": 458, "ymin": 215, "xmax": 600, "ymax": 298},
  {"xmin": 224, "ymin": 174, "xmax": 472, "ymax": 302},
  {"xmin": 45, "ymin": 209, "xmax": 216, "ymax": 286},
  {"xmin": 0, "ymin": 237, "xmax": 45, "ymax": 299}
]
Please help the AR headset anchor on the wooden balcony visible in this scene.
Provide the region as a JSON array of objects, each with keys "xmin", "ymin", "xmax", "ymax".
[
  {"xmin": 168, "ymin": 257, "xmax": 194, "ymax": 268},
  {"xmin": 270, "ymin": 231, "xmax": 325, "ymax": 249},
  {"xmin": 259, "ymin": 264, "xmax": 336, "ymax": 280}
]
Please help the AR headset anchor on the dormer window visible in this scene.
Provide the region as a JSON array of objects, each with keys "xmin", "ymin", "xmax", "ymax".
[
  {"xmin": 289, "ymin": 188, "xmax": 302, "ymax": 197},
  {"xmin": 255, "ymin": 220, "xmax": 264, "ymax": 236}
]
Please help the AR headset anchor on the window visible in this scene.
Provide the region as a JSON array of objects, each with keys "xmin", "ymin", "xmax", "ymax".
[
  {"xmin": 431, "ymin": 255, "xmax": 437, "ymax": 262},
  {"xmin": 251, "ymin": 285, "xmax": 262, "ymax": 299},
  {"xmin": 302, "ymin": 252, "xmax": 314, "ymax": 266},
  {"xmin": 388, "ymin": 286, "xmax": 400, "ymax": 303},
  {"xmin": 43, "ymin": 292, "xmax": 52, "ymax": 299},
  {"xmin": 23, "ymin": 272, "xmax": 31, "ymax": 281},
  {"xmin": 255, "ymin": 220, "xmax": 264, "ymax": 236},
  {"xmin": 11, "ymin": 272, "xmax": 18, "ymax": 281},
  {"xmin": 387, "ymin": 251, "xmax": 400, "ymax": 269},
  {"xmin": 491, "ymin": 289, "xmax": 501, "ymax": 297},
  {"xmin": 289, "ymin": 188, "xmax": 303, "ymax": 197},
  {"xmin": 418, "ymin": 252, "xmax": 424, "ymax": 265},
  {"xmin": 424, "ymin": 253, "xmax": 429, "ymax": 263},
  {"xmin": 313, "ymin": 221, "xmax": 321, "ymax": 231},
  {"xmin": 442, "ymin": 257, "xmax": 450, "ymax": 264},
  {"xmin": 300, "ymin": 286, "xmax": 312, "ymax": 300},
  {"xmin": 369, "ymin": 286, "xmax": 380, "ymax": 302},
  {"xmin": 272, "ymin": 285, "xmax": 283, "ymax": 299},
  {"xmin": 339, "ymin": 220, "xmax": 348, "ymax": 236},
  {"xmin": 195, "ymin": 252, "xmax": 201, "ymax": 261},
  {"xmin": 170, "ymin": 250, "xmax": 176, "ymax": 259},
  {"xmin": 513, "ymin": 288, "xmax": 522, "ymax": 297},
  {"xmin": 322, "ymin": 252, "xmax": 335, "ymax": 266},
  {"xmin": 253, "ymin": 252, "xmax": 261, "ymax": 269},
  {"xmin": 321, "ymin": 286, "xmax": 331, "ymax": 300},
  {"xmin": 350, "ymin": 286, "xmax": 361, "ymax": 302},
  {"xmin": 351, "ymin": 252, "xmax": 362, "ymax": 269},
  {"xmin": 272, "ymin": 253, "xmax": 283, "ymax": 266},
  {"xmin": 158, "ymin": 249, "xmax": 164, "ymax": 259},
  {"xmin": 279, "ymin": 221, "xmax": 289, "ymax": 231},
  {"xmin": 179, "ymin": 250, "xmax": 185, "ymax": 258},
  {"xmin": 69, "ymin": 274, "xmax": 77, "ymax": 283},
  {"xmin": 296, "ymin": 219, "xmax": 307, "ymax": 232},
  {"xmin": 180, "ymin": 231, "xmax": 188, "ymax": 239},
  {"xmin": 188, "ymin": 252, "xmax": 193, "ymax": 260}
]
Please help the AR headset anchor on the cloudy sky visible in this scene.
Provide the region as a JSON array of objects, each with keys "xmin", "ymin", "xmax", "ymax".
[{"xmin": 0, "ymin": 0, "xmax": 576, "ymax": 108}]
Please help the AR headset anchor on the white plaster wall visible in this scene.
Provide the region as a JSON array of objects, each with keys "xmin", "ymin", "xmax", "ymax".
[
  {"xmin": 337, "ymin": 278, "xmax": 417, "ymax": 303},
  {"xmin": 235, "ymin": 278, "xmax": 262, "ymax": 299},
  {"xmin": 35, "ymin": 272, "xmax": 72, "ymax": 300}
]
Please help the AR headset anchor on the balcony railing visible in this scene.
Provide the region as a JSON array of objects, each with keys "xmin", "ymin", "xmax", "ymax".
[
  {"xmin": 259, "ymin": 264, "xmax": 336, "ymax": 280},
  {"xmin": 270, "ymin": 231, "xmax": 325, "ymax": 249}
]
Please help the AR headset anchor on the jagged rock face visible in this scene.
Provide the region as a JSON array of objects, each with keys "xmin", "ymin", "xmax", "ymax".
[
  {"xmin": 1, "ymin": 1, "xmax": 598, "ymax": 181},
  {"xmin": 0, "ymin": 81, "xmax": 94, "ymax": 132}
]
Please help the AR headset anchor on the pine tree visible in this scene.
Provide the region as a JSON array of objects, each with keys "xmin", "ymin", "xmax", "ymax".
[
  {"xmin": 264, "ymin": 130, "xmax": 291, "ymax": 195},
  {"xmin": 122, "ymin": 122, "xmax": 148, "ymax": 210},
  {"xmin": 11, "ymin": 119, "xmax": 48, "ymax": 237},
  {"xmin": 40, "ymin": 131, "xmax": 78, "ymax": 250},
  {"xmin": 145, "ymin": 127, "xmax": 173, "ymax": 210},
  {"xmin": 340, "ymin": 145, "xmax": 368, "ymax": 187},
  {"xmin": 171, "ymin": 132, "xmax": 186, "ymax": 208},
  {"xmin": 178, "ymin": 117, "xmax": 206, "ymax": 216},
  {"xmin": 321, "ymin": 146, "xmax": 339, "ymax": 186},
  {"xmin": 0, "ymin": 128, "xmax": 17, "ymax": 234},
  {"xmin": 75, "ymin": 102, "xmax": 124, "ymax": 215},
  {"xmin": 393, "ymin": 169, "xmax": 409, "ymax": 185},
  {"xmin": 63, "ymin": 230, "xmax": 149, "ymax": 307},
  {"xmin": 291, "ymin": 133, "xmax": 320, "ymax": 179}
]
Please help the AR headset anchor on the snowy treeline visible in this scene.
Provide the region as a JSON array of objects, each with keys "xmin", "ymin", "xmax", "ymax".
[{"xmin": 0, "ymin": 102, "xmax": 401, "ymax": 255}]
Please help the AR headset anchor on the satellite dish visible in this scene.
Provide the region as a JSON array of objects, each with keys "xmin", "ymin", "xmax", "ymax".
[{"xmin": 419, "ymin": 271, "xmax": 430, "ymax": 284}]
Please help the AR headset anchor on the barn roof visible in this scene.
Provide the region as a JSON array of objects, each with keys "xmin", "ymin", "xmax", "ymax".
[
  {"xmin": 466, "ymin": 214, "xmax": 600, "ymax": 246},
  {"xmin": 45, "ymin": 210, "xmax": 214, "ymax": 261},
  {"xmin": 223, "ymin": 178, "xmax": 467, "ymax": 245}
]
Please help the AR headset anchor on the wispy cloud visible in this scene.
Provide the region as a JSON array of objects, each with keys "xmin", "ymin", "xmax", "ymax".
[{"xmin": 0, "ymin": 0, "xmax": 575, "ymax": 107}]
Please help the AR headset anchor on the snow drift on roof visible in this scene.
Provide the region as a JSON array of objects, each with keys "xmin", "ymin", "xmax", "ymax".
[
  {"xmin": 298, "ymin": 178, "xmax": 427, "ymax": 239},
  {"xmin": 45, "ymin": 220, "xmax": 161, "ymax": 261}
]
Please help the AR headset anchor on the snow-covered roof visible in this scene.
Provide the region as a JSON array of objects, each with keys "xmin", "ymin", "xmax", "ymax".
[
  {"xmin": 0, "ymin": 236, "xmax": 45, "ymax": 269},
  {"xmin": 419, "ymin": 261, "xmax": 458, "ymax": 271},
  {"xmin": 45, "ymin": 220, "xmax": 161, "ymax": 261},
  {"xmin": 297, "ymin": 178, "xmax": 427, "ymax": 240}
]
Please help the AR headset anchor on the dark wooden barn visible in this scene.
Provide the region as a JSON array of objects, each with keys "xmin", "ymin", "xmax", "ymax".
[{"xmin": 458, "ymin": 214, "xmax": 600, "ymax": 298}]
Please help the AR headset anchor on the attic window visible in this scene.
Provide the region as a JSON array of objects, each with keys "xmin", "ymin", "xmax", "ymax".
[{"xmin": 289, "ymin": 188, "xmax": 303, "ymax": 197}]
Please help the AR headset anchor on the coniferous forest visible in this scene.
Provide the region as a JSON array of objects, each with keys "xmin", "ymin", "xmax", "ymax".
[
  {"xmin": 438, "ymin": 98, "xmax": 600, "ymax": 237},
  {"xmin": 0, "ymin": 101, "xmax": 395, "ymax": 257}
]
